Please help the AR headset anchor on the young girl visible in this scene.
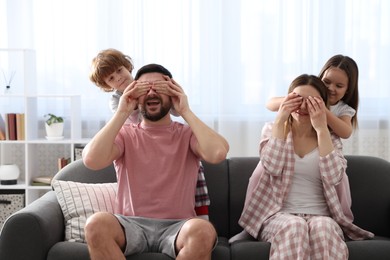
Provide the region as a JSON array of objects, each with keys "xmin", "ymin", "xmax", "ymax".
[
  {"xmin": 237, "ymin": 74, "xmax": 373, "ymax": 259},
  {"xmin": 89, "ymin": 49, "xmax": 210, "ymax": 218},
  {"xmin": 230, "ymin": 55, "xmax": 359, "ymax": 243},
  {"xmin": 266, "ymin": 54, "xmax": 359, "ymax": 139}
]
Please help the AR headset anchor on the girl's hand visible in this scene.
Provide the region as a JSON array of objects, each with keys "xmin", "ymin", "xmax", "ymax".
[{"xmin": 306, "ymin": 96, "xmax": 328, "ymax": 131}]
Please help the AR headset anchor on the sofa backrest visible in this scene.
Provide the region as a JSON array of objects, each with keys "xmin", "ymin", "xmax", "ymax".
[
  {"xmin": 345, "ymin": 155, "xmax": 390, "ymax": 237},
  {"xmin": 203, "ymin": 157, "xmax": 260, "ymax": 238},
  {"xmin": 53, "ymin": 159, "xmax": 116, "ymax": 183},
  {"xmin": 202, "ymin": 160, "xmax": 230, "ymax": 238},
  {"xmin": 227, "ymin": 157, "xmax": 260, "ymax": 237}
]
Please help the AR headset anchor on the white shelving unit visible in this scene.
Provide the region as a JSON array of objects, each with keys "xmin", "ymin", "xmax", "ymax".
[{"xmin": 0, "ymin": 49, "xmax": 89, "ymax": 205}]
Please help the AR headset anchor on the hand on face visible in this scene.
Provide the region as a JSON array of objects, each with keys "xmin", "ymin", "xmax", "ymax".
[
  {"xmin": 150, "ymin": 76, "xmax": 188, "ymax": 115},
  {"xmin": 306, "ymin": 96, "xmax": 328, "ymax": 131},
  {"xmin": 276, "ymin": 92, "xmax": 303, "ymax": 123},
  {"xmin": 118, "ymin": 81, "xmax": 150, "ymax": 114}
]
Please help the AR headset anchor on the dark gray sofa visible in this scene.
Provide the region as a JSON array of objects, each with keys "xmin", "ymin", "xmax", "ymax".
[{"xmin": 1, "ymin": 155, "xmax": 390, "ymax": 259}]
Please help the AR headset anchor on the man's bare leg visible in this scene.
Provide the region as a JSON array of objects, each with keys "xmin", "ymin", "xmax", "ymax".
[
  {"xmin": 175, "ymin": 218, "xmax": 217, "ymax": 260},
  {"xmin": 85, "ymin": 212, "xmax": 126, "ymax": 260}
]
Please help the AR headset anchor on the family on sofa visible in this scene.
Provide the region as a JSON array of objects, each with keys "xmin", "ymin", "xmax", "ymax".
[
  {"xmin": 0, "ymin": 50, "xmax": 381, "ymax": 260},
  {"xmin": 82, "ymin": 49, "xmax": 371, "ymax": 260}
]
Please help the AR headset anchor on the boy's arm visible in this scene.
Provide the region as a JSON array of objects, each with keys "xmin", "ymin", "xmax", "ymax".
[
  {"xmin": 266, "ymin": 96, "xmax": 285, "ymax": 111},
  {"xmin": 325, "ymin": 109, "xmax": 353, "ymax": 139}
]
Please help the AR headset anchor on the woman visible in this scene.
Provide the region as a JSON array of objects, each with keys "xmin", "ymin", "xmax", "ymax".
[{"xmin": 237, "ymin": 74, "xmax": 373, "ymax": 259}]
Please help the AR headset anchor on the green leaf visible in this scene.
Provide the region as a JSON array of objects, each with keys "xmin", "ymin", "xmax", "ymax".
[{"xmin": 44, "ymin": 113, "xmax": 64, "ymax": 126}]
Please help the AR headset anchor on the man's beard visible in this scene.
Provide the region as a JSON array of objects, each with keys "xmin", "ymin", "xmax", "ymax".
[{"xmin": 140, "ymin": 97, "xmax": 171, "ymax": 122}]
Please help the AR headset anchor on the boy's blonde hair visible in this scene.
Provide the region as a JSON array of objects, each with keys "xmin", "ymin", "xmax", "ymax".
[{"xmin": 89, "ymin": 48, "xmax": 134, "ymax": 92}]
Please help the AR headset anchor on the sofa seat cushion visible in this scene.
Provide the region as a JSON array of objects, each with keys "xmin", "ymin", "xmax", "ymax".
[
  {"xmin": 228, "ymin": 236, "xmax": 390, "ymax": 260},
  {"xmin": 212, "ymin": 237, "xmax": 231, "ymax": 260},
  {"xmin": 347, "ymin": 237, "xmax": 390, "ymax": 260},
  {"xmin": 48, "ymin": 241, "xmax": 173, "ymax": 260},
  {"xmin": 230, "ymin": 240, "xmax": 270, "ymax": 259},
  {"xmin": 48, "ymin": 239, "xmax": 230, "ymax": 260}
]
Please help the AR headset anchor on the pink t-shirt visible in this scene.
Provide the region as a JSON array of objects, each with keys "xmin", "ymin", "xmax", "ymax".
[{"xmin": 114, "ymin": 121, "xmax": 200, "ymax": 219}]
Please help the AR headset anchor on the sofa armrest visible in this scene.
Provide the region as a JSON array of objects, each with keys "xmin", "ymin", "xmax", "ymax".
[{"xmin": 0, "ymin": 191, "xmax": 64, "ymax": 260}]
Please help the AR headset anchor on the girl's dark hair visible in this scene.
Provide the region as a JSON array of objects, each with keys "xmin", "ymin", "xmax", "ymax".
[
  {"xmin": 318, "ymin": 54, "xmax": 359, "ymax": 128},
  {"xmin": 89, "ymin": 48, "xmax": 134, "ymax": 92}
]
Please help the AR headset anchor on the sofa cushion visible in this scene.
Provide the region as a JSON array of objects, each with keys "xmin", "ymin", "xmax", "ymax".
[
  {"xmin": 345, "ymin": 155, "xmax": 390, "ymax": 237},
  {"xmin": 230, "ymin": 240, "xmax": 270, "ymax": 259},
  {"xmin": 52, "ymin": 180, "xmax": 117, "ymax": 242},
  {"xmin": 47, "ymin": 241, "xmax": 174, "ymax": 260},
  {"xmin": 228, "ymin": 157, "xmax": 259, "ymax": 237},
  {"xmin": 202, "ymin": 160, "xmax": 230, "ymax": 238}
]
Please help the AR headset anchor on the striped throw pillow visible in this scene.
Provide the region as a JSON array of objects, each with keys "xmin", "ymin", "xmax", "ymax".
[{"xmin": 52, "ymin": 180, "xmax": 117, "ymax": 243}]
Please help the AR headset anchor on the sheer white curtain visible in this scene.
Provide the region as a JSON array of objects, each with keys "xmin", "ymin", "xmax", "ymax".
[{"xmin": 1, "ymin": 0, "xmax": 390, "ymax": 159}]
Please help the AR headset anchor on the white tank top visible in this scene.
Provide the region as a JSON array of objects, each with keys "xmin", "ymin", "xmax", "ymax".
[{"xmin": 281, "ymin": 148, "xmax": 330, "ymax": 216}]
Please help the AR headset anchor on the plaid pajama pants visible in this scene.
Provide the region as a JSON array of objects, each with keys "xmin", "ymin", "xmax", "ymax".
[{"xmin": 259, "ymin": 212, "xmax": 348, "ymax": 260}]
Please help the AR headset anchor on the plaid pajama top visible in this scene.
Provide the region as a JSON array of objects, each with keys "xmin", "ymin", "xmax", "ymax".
[{"xmin": 239, "ymin": 122, "xmax": 374, "ymax": 241}]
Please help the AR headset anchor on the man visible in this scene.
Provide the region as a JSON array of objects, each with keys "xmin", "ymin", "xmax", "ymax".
[
  {"xmin": 89, "ymin": 49, "xmax": 211, "ymax": 219},
  {"xmin": 82, "ymin": 63, "xmax": 229, "ymax": 260}
]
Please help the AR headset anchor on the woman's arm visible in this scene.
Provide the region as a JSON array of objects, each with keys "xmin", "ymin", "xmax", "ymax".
[
  {"xmin": 319, "ymin": 134, "xmax": 347, "ymax": 185},
  {"xmin": 308, "ymin": 96, "xmax": 346, "ymax": 184},
  {"xmin": 259, "ymin": 124, "xmax": 288, "ymax": 176},
  {"xmin": 307, "ymin": 96, "xmax": 334, "ymax": 156},
  {"xmin": 260, "ymin": 93, "xmax": 302, "ymax": 174}
]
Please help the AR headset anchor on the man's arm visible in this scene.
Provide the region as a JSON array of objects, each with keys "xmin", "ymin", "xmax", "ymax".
[
  {"xmin": 82, "ymin": 111, "xmax": 127, "ymax": 170},
  {"xmin": 154, "ymin": 77, "xmax": 229, "ymax": 164},
  {"xmin": 182, "ymin": 109, "xmax": 229, "ymax": 164}
]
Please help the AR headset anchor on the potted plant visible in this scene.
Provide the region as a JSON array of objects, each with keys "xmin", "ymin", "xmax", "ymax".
[{"xmin": 44, "ymin": 113, "xmax": 64, "ymax": 139}]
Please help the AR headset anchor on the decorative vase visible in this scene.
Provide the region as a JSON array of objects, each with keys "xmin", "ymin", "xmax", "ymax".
[
  {"xmin": 45, "ymin": 122, "xmax": 64, "ymax": 139},
  {"xmin": 0, "ymin": 164, "xmax": 20, "ymax": 185}
]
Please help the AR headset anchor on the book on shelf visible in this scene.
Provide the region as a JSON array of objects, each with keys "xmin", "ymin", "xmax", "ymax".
[
  {"xmin": 0, "ymin": 128, "xmax": 5, "ymax": 140},
  {"xmin": 31, "ymin": 176, "xmax": 53, "ymax": 186},
  {"xmin": 7, "ymin": 113, "xmax": 16, "ymax": 140},
  {"xmin": 1, "ymin": 113, "xmax": 25, "ymax": 141},
  {"xmin": 58, "ymin": 157, "xmax": 71, "ymax": 171},
  {"xmin": 16, "ymin": 113, "xmax": 25, "ymax": 140},
  {"xmin": 0, "ymin": 114, "xmax": 5, "ymax": 140},
  {"xmin": 74, "ymin": 145, "xmax": 85, "ymax": 160}
]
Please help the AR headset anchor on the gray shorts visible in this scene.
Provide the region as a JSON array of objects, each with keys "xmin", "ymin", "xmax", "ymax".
[{"xmin": 115, "ymin": 215, "xmax": 187, "ymax": 258}]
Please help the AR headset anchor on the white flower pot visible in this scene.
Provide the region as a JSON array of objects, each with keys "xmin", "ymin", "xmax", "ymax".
[
  {"xmin": 45, "ymin": 122, "xmax": 64, "ymax": 138},
  {"xmin": 0, "ymin": 164, "xmax": 20, "ymax": 185}
]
